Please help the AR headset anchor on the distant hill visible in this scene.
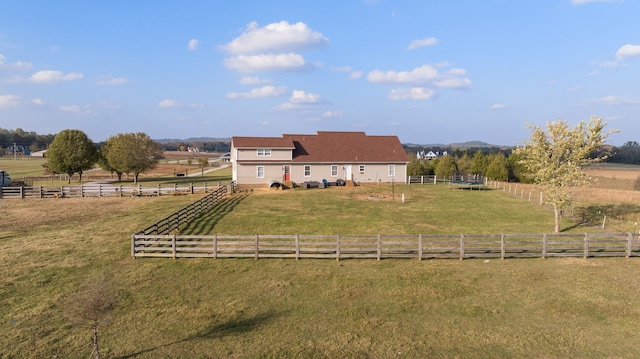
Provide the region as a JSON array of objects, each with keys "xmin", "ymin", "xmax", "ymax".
[
  {"xmin": 155, "ymin": 137, "xmax": 231, "ymax": 144},
  {"xmin": 404, "ymin": 141, "xmax": 508, "ymax": 149}
]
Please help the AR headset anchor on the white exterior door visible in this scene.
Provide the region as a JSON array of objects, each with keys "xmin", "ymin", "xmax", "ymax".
[{"xmin": 344, "ymin": 165, "xmax": 352, "ymax": 181}]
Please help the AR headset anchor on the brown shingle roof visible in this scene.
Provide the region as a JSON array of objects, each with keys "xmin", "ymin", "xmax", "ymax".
[
  {"xmin": 233, "ymin": 131, "xmax": 409, "ymax": 163},
  {"xmin": 232, "ymin": 136, "xmax": 295, "ymax": 149}
]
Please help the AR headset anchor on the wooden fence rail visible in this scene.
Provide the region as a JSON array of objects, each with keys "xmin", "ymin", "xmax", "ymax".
[
  {"xmin": 134, "ymin": 182, "xmax": 235, "ymax": 237},
  {"xmin": 0, "ymin": 182, "xmax": 226, "ymax": 199},
  {"xmin": 132, "ymin": 232, "xmax": 640, "ymax": 260}
]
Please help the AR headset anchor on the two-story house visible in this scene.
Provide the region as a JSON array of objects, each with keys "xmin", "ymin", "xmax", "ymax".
[{"xmin": 231, "ymin": 131, "xmax": 410, "ymax": 186}]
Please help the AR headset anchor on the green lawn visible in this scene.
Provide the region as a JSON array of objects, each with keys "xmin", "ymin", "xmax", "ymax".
[{"xmin": 2, "ymin": 184, "xmax": 640, "ymax": 358}]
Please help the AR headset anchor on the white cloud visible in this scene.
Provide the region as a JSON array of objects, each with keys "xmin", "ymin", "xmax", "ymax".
[
  {"xmin": 435, "ymin": 77, "xmax": 472, "ymax": 88},
  {"xmin": 277, "ymin": 90, "xmax": 323, "ymax": 110},
  {"xmin": 322, "ymin": 110, "xmax": 343, "ymax": 118},
  {"xmin": 223, "ymin": 53, "xmax": 309, "ymax": 73},
  {"xmin": 158, "ymin": 99, "xmax": 181, "ymax": 108},
  {"xmin": 188, "ymin": 39, "xmax": 200, "ymax": 51},
  {"xmin": 157, "ymin": 99, "xmax": 203, "ymax": 108},
  {"xmin": 489, "ymin": 104, "xmax": 506, "ymax": 109},
  {"xmin": 0, "ymin": 94, "xmax": 21, "ymax": 108},
  {"xmin": 589, "ymin": 96, "xmax": 640, "ymax": 106},
  {"xmin": 31, "ymin": 98, "xmax": 43, "ymax": 105},
  {"xmin": 220, "ymin": 21, "xmax": 329, "ymax": 55},
  {"xmin": 368, "ymin": 65, "xmax": 439, "ymax": 84},
  {"xmin": 96, "ymin": 75, "xmax": 129, "ymax": 86},
  {"xmin": 388, "ymin": 87, "xmax": 435, "ymax": 100},
  {"xmin": 0, "ymin": 54, "xmax": 32, "ymax": 71},
  {"xmin": 349, "ymin": 71, "xmax": 363, "ymax": 80},
  {"xmin": 592, "ymin": 59, "xmax": 622, "ymax": 67},
  {"xmin": 60, "ymin": 104, "xmax": 81, "ymax": 113},
  {"xmin": 239, "ymin": 76, "xmax": 272, "ymax": 85},
  {"xmin": 368, "ymin": 63, "xmax": 471, "ymax": 89},
  {"xmin": 227, "ymin": 85, "xmax": 286, "ymax": 99},
  {"xmin": 571, "ymin": 0, "xmax": 620, "ymax": 4},
  {"xmin": 408, "ymin": 37, "xmax": 438, "ymax": 50},
  {"xmin": 30, "ymin": 70, "xmax": 83, "ymax": 83},
  {"xmin": 616, "ymin": 44, "xmax": 640, "ymax": 61}
]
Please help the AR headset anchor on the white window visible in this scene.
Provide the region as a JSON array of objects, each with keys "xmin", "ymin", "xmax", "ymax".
[
  {"xmin": 388, "ymin": 164, "xmax": 396, "ymax": 177},
  {"xmin": 359, "ymin": 165, "xmax": 365, "ymax": 174},
  {"xmin": 257, "ymin": 166, "xmax": 265, "ymax": 178},
  {"xmin": 304, "ymin": 165, "xmax": 311, "ymax": 177},
  {"xmin": 331, "ymin": 165, "xmax": 338, "ymax": 177},
  {"xmin": 257, "ymin": 149, "xmax": 271, "ymax": 156}
]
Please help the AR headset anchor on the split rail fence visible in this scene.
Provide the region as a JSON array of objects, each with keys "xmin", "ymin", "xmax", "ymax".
[
  {"xmin": 134, "ymin": 183, "xmax": 234, "ymax": 237},
  {"xmin": 0, "ymin": 182, "xmax": 226, "ymax": 199},
  {"xmin": 132, "ymin": 233, "xmax": 640, "ymax": 260}
]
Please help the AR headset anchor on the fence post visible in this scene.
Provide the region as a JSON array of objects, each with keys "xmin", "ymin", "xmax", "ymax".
[
  {"xmin": 157, "ymin": 184, "xmax": 160, "ymax": 197},
  {"xmin": 295, "ymin": 234, "xmax": 300, "ymax": 260},
  {"xmin": 336, "ymin": 235, "xmax": 341, "ymax": 261},
  {"xmin": 459, "ymin": 234, "xmax": 465, "ymax": 260},
  {"xmin": 377, "ymin": 234, "xmax": 382, "ymax": 261},
  {"xmin": 255, "ymin": 235, "xmax": 259, "ymax": 259},
  {"xmin": 433, "ymin": 175, "xmax": 437, "ymax": 185},
  {"xmin": 418, "ymin": 234, "xmax": 423, "ymax": 260},
  {"xmin": 626, "ymin": 233, "xmax": 632, "ymax": 258},
  {"xmin": 213, "ymin": 234, "xmax": 218, "ymax": 259},
  {"xmin": 501, "ymin": 234, "xmax": 505, "ymax": 260},
  {"xmin": 172, "ymin": 234, "xmax": 177, "ymax": 259},
  {"xmin": 584, "ymin": 233, "xmax": 589, "ymax": 259},
  {"xmin": 131, "ymin": 235, "xmax": 136, "ymax": 258},
  {"xmin": 542, "ymin": 234, "xmax": 547, "ymax": 258}
]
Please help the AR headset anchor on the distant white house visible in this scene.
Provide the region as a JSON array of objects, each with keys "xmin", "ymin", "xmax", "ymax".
[{"xmin": 416, "ymin": 150, "xmax": 448, "ymax": 160}]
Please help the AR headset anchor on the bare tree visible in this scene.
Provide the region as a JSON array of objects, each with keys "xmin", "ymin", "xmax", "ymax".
[{"xmin": 62, "ymin": 274, "xmax": 118, "ymax": 359}]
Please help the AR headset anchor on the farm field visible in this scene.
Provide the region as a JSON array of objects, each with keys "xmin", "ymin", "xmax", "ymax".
[
  {"xmin": 3, "ymin": 177, "xmax": 640, "ymax": 357},
  {"xmin": 0, "ymin": 151, "xmax": 231, "ymax": 186}
]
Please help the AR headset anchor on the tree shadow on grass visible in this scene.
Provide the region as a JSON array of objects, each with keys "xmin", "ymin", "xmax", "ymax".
[
  {"xmin": 117, "ymin": 309, "xmax": 280, "ymax": 358},
  {"xmin": 179, "ymin": 192, "xmax": 250, "ymax": 235}
]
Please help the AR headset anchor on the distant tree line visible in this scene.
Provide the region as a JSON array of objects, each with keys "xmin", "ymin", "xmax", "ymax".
[
  {"xmin": 158, "ymin": 140, "xmax": 230, "ymax": 153},
  {"xmin": 406, "ymin": 151, "xmax": 521, "ymax": 182},
  {"xmin": 0, "ymin": 127, "xmax": 56, "ymax": 152}
]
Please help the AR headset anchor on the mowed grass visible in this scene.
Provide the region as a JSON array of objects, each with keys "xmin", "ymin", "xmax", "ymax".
[{"xmin": 3, "ymin": 184, "xmax": 640, "ymax": 358}]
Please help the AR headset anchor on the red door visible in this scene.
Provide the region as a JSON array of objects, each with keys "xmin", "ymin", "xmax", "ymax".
[{"xmin": 283, "ymin": 165, "xmax": 291, "ymax": 181}]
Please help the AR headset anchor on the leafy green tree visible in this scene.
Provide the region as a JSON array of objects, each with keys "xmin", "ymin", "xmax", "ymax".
[
  {"xmin": 456, "ymin": 153, "xmax": 472, "ymax": 176},
  {"xmin": 407, "ymin": 157, "xmax": 428, "ymax": 176},
  {"xmin": 435, "ymin": 154, "xmax": 457, "ymax": 178},
  {"xmin": 484, "ymin": 153, "xmax": 509, "ymax": 181},
  {"xmin": 46, "ymin": 129, "xmax": 98, "ymax": 183},
  {"xmin": 102, "ymin": 132, "xmax": 163, "ymax": 184},
  {"xmin": 470, "ymin": 151, "xmax": 487, "ymax": 176},
  {"xmin": 97, "ymin": 141, "xmax": 123, "ymax": 181},
  {"xmin": 514, "ymin": 117, "xmax": 617, "ymax": 233}
]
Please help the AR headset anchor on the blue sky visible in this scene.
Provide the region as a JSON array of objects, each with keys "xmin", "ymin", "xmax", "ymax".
[{"xmin": 0, "ymin": 0, "xmax": 638, "ymax": 145}]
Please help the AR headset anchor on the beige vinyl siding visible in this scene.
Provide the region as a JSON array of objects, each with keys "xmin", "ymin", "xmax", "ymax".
[
  {"xmin": 235, "ymin": 148, "xmax": 292, "ymax": 161},
  {"xmin": 287, "ymin": 163, "xmax": 407, "ymax": 184},
  {"xmin": 235, "ymin": 163, "xmax": 284, "ymax": 185}
]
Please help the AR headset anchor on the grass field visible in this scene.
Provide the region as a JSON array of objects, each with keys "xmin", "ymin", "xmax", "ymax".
[
  {"xmin": 0, "ymin": 152, "xmax": 231, "ymax": 186},
  {"xmin": 3, "ymin": 177, "xmax": 640, "ymax": 358}
]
